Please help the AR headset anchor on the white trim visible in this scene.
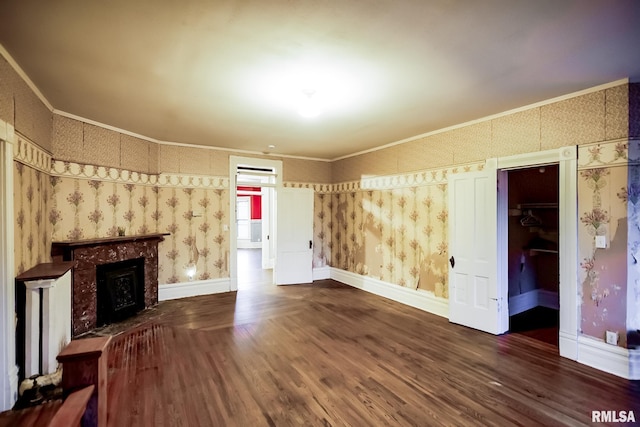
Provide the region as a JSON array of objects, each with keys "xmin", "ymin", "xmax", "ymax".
[
  {"xmin": 630, "ymin": 348, "xmax": 640, "ymax": 380},
  {"xmin": 332, "ymin": 79, "xmax": 628, "ymax": 161},
  {"xmin": 558, "ymin": 146, "xmax": 579, "ymax": 360},
  {"xmin": 496, "ymin": 146, "xmax": 578, "ymax": 361},
  {"xmin": 158, "ymin": 278, "xmax": 230, "ymax": 301},
  {"xmin": 237, "ymin": 240, "xmax": 262, "ymax": 249},
  {"xmin": 508, "ymin": 290, "xmax": 538, "ymax": 316},
  {"xmin": 508, "ymin": 290, "xmax": 559, "ymax": 316},
  {"xmin": 330, "ymin": 268, "xmax": 448, "ymax": 318},
  {"xmin": 312, "ymin": 266, "xmax": 331, "ymax": 281},
  {"xmin": 0, "ymin": 119, "xmax": 17, "ymax": 410},
  {"xmin": 559, "ymin": 331, "xmax": 578, "ymax": 360},
  {"xmin": 577, "ymin": 336, "xmax": 635, "ymax": 379},
  {"xmin": 538, "ymin": 290, "xmax": 559, "ymax": 310}
]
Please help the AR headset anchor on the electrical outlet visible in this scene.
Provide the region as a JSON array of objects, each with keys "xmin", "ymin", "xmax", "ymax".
[
  {"xmin": 595, "ymin": 235, "xmax": 607, "ymax": 249},
  {"xmin": 605, "ymin": 330, "xmax": 618, "ymax": 345}
]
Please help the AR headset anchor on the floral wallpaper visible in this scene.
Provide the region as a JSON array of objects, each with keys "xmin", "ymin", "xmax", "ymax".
[
  {"xmin": 48, "ymin": 160, "xmax": 229, "ymax": 285},
  {"xmin": 626, "ymin": 140, "xmax": 640, "ymax": 346},
  {"xmin": 13, "ymin": 161, "xmax": 51, "ymax": 275},
  {"xmin": 313, "ymin": 192, "xmax": 331, "ymax": 269},
  {"xmin": 577, "ymin": 141, "xmax": 631, "ymax": 347},
  {"xmin": 156, "ymin": 186, "xmax": 228, "ymax": 283},
  {"xmin": 316, "ymin": 165, "xmax": 481, "ymax": 298}
]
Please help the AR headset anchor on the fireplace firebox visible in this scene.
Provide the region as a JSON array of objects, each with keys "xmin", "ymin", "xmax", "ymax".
[{"xmin": 96, "ymin": 258, "xmax": 145, "ymax": 327}]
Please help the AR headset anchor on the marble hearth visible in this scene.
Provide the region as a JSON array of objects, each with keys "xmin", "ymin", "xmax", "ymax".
[{"xmin": 51, "ymin": 233, "xmax": 167, "ymax": 337}]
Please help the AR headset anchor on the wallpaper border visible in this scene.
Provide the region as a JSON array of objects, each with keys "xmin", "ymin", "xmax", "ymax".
[
  {"xmin": 13, "ymin": 133, "xmax": 52, "ymax": 173},
  {"xmin": 290, "ymin": 161, "xmax": 484, "ymax": 194},
  {"xmin": 577, "ymin": 138, "xmax": 632, "ymax": 170},
  {"xmin": 50, "ymin": 159, "xmax": 229, "ymax": 189}
]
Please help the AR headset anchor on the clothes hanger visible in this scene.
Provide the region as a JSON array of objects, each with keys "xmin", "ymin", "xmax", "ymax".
[{"xmin": 520, "ymin": 210, "xmax": 542, "ymax": 227}]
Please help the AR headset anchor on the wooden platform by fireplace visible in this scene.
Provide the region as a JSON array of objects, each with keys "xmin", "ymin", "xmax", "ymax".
[{"xmin": 51, "ymin": 234, "xmax": 168, "ymax": 337}]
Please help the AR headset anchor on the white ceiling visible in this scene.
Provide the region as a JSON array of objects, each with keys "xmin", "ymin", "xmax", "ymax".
[{"xmin": 1, "ymin": 1, "xmax": 639, "ymax": 160}]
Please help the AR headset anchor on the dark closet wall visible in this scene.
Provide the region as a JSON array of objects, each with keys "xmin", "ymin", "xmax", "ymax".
[{"xmin": 507, "ymin": 165, "xmax": 559, "ymax": 298}]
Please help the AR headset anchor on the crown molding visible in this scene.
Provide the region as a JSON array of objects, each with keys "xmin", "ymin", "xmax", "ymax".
[{"xmin": 0, "ymin": 43, "xmax": 53, "ymax": 111}]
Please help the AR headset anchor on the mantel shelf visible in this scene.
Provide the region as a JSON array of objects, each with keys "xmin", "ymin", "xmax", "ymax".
[{"xmin": 52, "ymin": 233, "xmax": 169, "ymax": 249}]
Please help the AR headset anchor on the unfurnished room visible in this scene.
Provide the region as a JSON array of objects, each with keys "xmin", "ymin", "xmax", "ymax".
[{"xmin": 0, "ymin": 1, "xmax": 639, "ymax": 426}]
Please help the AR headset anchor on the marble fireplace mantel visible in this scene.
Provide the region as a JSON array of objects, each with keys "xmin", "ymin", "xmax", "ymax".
[{"xmin": 52, "ymin": 233, "xmax": 168, "ymax": 337}]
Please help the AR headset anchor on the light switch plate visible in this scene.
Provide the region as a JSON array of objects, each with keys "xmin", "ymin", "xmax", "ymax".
[
  {"xmin": 595, "ymin": 235, "xmax": 607, "ymax": 249},
  {"xmin": 605, "ymin": 330, "xmax": 618, "ymax": 345}
]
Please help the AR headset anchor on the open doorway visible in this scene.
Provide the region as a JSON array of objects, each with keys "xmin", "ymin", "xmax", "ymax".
[
  {"xmin": 506, "ymin": 165, "xmax": 560, "ymax": 346},
  {"xmin": 229, "ymin": 156, "xmax": 282, "ymax": 292},
  {"xmin": 236, "ymin": 183, "xmax": 273, "ymax": 289}
]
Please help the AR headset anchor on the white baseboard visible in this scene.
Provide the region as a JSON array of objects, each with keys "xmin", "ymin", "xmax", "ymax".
[
  {"xmin": 508, "ymin": 290, "xmax": 537, "ymax": 315},
  {"xmin": 559, "ymin": 331, "xmax": 578, "ymax": 360},
  {"xmin": 630, "ymin": 347, "xmax": 640, "ymax": 380},
  {"xmin": 237, "ymin": 241, "xmax": 262, "ymax": 249},
  {"xmin": 159, "ymin": 278, "xmax": 230, "ymax": 301},
  {"xmin": 538, "ymin": 290, "xmax": 559, "ymax": 310},
  {"xmin": 577, "ymin": 335, "xmax": 635, "ymax": 379},
  {"xmin": 5, "ymin": 365, "xmax": 18, "ymax": 410},
  {"xmin": 508, "ymin": 289, "xmax": 558, "ymax": 315},
  {"xmin": 329, "ymin": 268, "xmax": 448, "ymax": 318},
  {"xmin": 312, "ymin": 266, "xmax": 330, "ymax": 281}
]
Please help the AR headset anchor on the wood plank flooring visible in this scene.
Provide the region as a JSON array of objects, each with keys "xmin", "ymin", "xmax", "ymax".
[{"xmin": 103, "ymin": 280, "xmax": 639, "ymax": 426}]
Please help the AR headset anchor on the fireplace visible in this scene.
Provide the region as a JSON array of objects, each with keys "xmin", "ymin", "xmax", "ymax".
[
  {"xmin": 51, "ymin": 233, "xmax": 167, "ymax": 336},
  {"xmin": 96, "ymin": 258, "xmax": 145, "ymax": 327}
]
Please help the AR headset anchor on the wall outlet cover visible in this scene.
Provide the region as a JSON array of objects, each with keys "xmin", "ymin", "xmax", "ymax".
[
  {"xmin": 605, "ymin": 330, "xmax": 618, "ymax": 345},
  {"xmin": 595, "ymin": 235, "xmax": 607, "ymax": 249}
]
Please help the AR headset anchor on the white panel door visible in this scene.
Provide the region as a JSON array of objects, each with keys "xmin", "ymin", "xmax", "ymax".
[
  {"xmin": 448, "ymin": 162, "xmax": 503, "ymax": 334},
  {"xmin": 275, "ymin": 187, "xmax": 314, "ymax": 285}
]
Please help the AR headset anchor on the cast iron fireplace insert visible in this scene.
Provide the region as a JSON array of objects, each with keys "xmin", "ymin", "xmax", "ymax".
[{"xmin": 96, "ymin": 257, "xmax": 145, "ymax": 327}]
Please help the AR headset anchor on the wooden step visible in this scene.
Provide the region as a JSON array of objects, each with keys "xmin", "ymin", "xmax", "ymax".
[{"xmin": 0, "ymin": 385, "xmax": 93, "ymax": 427}]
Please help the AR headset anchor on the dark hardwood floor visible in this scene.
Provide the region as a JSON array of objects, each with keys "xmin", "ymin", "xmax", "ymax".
[
  {"xmin": 99, "ymin": 278, "xmax": 640, "ymax": 426},
  {"xmin": 509, "ymin": 306, "xmax": 559, "ymax": 347}
]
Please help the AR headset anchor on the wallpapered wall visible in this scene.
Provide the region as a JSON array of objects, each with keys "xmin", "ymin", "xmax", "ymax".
[
  {"xmin": 0, "ymin": 55, "xmax": 53, "ymax": 151},
  {"xmin": 46, "ymin": 160, "xmax": 230, "ymax": 285},
  {"xmin": 13, "ymin": 134, "xmax": 52, "ymax": 275},
  {"xmin": 332, "ymin": 85, "xmax": 628, "ymax": 181},
  {"xmin": 312, "ymin": 165, "xmax": 480, "ymax": 298},
  {"xmin": 52, "ymin": 115, "xmax": 332, "ymax": 183},
  {"xmin": 577, "ymin": 141, "xmax": 632, "ymax": 346},
  {"xmin": 13, "ymin": 162, "xmax": 51, "ymax": 276}
]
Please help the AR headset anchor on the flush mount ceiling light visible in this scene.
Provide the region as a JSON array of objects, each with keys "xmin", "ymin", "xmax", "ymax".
[{"xmin": 298, "ymin": 89, "xmax": 322, "ymax": 118}]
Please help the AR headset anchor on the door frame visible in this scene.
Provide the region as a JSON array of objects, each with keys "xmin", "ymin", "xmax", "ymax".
[
  {"xmin": 229, "ymin": 156, "xmax": 282, "ymax": 291},
  {"xmin": 496, "ymin": 146, "xmax": 578, "ymax": 360},
  {"xmin": 0, "ymin": 119, "xmax": 17, "ymax": 410}
]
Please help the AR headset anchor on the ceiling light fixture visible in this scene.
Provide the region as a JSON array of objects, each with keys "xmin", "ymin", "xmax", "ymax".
[{"xmin": 298, "ymin": 89, "xmax": 322, "ymax": 118}]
